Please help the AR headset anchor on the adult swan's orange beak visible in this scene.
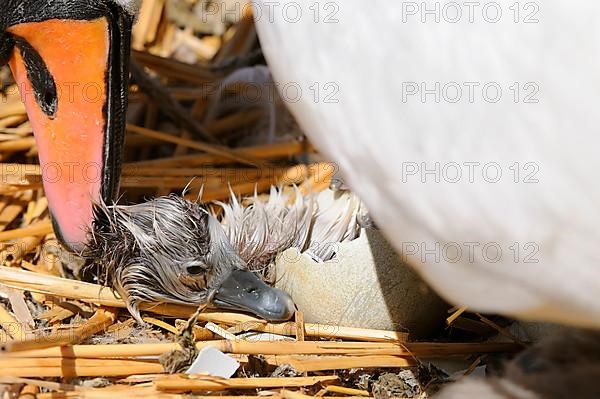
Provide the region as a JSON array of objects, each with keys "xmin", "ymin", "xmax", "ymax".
[{"xmin": 0, "ymin": 0, "xmax": 136, "ymax": 251}]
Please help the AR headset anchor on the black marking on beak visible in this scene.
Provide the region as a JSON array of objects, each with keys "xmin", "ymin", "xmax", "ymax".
[
  {"xmin": 13, "ymin": 36, "xmax": 58, "ymax": 118},
  {"xmin": 102, "ymin": 3, "xmax": 133, "ymax": 202},
  {"xmin": 213, "ymin": 269, "xmax": 296, "ymax": 321},
  {"xmin": 0, "ymin": 31, "xmax": 15, "ymax": 66}
]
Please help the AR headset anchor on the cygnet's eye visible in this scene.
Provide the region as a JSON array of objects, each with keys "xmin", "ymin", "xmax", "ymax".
[
  {"xmin": 187, "ymin": 266, "xmax": 203, "ymax": 275},
  {"xmin": 186, "ymin": 261, "xmax": 207, "ymax": 275}
]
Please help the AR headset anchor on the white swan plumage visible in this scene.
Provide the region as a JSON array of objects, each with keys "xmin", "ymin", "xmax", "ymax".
[{"xmin": 253, "ymin": 0, "xmax": 600, "ymax": 328}]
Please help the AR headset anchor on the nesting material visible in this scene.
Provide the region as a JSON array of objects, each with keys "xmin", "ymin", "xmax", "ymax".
[
  {"xmin": 372, "ymin": 371, "xmax": 422, "ymax": 399},
  {"xmin": 0, "ymin": 2, "xmax": 532, "ymax": 396},
  {"xmin": 435, "ymin": 331, "xmax": 600, "ymax": 399}
]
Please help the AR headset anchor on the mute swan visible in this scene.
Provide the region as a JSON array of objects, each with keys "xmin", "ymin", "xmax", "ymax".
[{"xmin": 253, "ymin": 0, "xmax": 600, "ymax": 328}]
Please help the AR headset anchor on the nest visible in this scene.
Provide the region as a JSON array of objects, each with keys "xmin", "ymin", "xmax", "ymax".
[{"xmin": 0, "ymin": 2, "xmax": 529, "ymax": 397}]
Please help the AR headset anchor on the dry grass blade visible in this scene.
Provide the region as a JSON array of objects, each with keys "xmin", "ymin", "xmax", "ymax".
[
  {"xmin": 124, "ymin": 141, "xmax": 312, "ymax": 169},
  {"xmin": 0, "ymin": 302, "xmax": 25, "ymax": 340},
  {"xmin": 0, "ymin": 220, "xmax": 53, "ymax": 242},
  {"xmin": 2, "ymin": 308, "xmax": 118, "ymax": 353},
  {"xmin": 2, "ymin": 340, "xmax": 520, "ymax": 360},
  {"xmin": 127, "ymin": 124, "xmax": 270, "ymax": 168},
  {"xmin": 0, "ymin": 138, "xmax": 34, "ymax": 153},
  {"xmin": 153, "ymin": 375, "xmax": 339, "ymax": 393},
  {"xmin": 0, "ymin": 358, "xmax": 163, "ymax": 377},
  {"xmin": 264, "ymin": 355, "xmax": 415, "ymax": 372},
  {"xmin": 324, "ymin": 386, "xmax": 371, "ymax": 397}
]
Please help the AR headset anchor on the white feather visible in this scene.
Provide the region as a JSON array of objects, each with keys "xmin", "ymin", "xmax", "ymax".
[
  {"xmin": 216, "ymin": 187, "xmax": 363, "ymax": 275},
  {"xmin": 253, "ymin": 0, "xmax": 600, "ymax": 328}
]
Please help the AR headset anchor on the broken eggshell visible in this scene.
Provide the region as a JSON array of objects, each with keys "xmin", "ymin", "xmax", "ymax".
[{"xmin": 273, "ymin": 228, "xmax": 448, "ymax": 338}]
